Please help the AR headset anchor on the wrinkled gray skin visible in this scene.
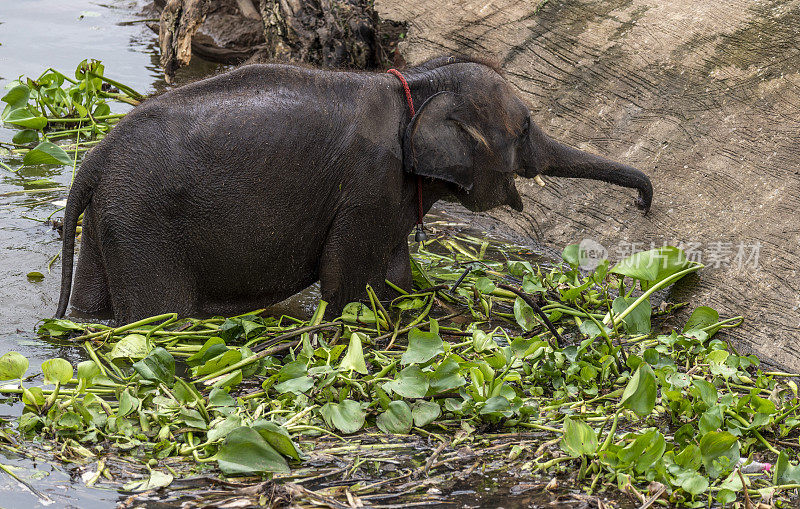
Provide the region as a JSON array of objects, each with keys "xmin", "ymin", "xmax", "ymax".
[{"xmin": 56, "ymin": 56, "xmax": 653, "ymax": 323}]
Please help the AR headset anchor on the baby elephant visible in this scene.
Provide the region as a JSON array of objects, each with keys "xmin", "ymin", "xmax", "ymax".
[{"xmin": 56, "ymin": 55, "xmax": 652, "ymax": 323}]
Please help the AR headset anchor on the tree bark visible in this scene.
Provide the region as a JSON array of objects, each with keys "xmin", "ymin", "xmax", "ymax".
[
  {"xmin": 155, "ymin": 0, "xmax": 402, "ymax": 82},
  {"xmin": 158, "ymin": 0, "xmax": 212, "ymax": 83}
]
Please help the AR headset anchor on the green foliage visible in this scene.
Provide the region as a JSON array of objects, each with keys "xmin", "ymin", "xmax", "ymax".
[
  {"xmin": 1, "ymin": 60, "xmax": 141, "ymax": 169},
  {"xmin": 5, "ymin": 239, "xmax": 778, "ymax": 506},
  {"xmin": 41, "ymin": 358, "xmax": 73, "ymax": 385},
  {"xmin": 0, "ymin": 351, "xmax": 29, "ymax": 380},
  {"xmin": 561, "ymin": 417, "xmax": 597, "ymax": 457},
  {"xmin": 216, "ymin": 427, "xmax": 289, "ymax": 475}
]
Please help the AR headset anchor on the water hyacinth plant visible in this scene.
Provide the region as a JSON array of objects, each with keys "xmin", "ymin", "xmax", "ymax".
[
  {"xmin": 1, "ymin": 62, "xmax": 796, "ymax": 507},
  {"xmin": 1, "ymin": 235, "xmax": 796, "ymax": 507},
  {"xmin": 0, "ymin": 60, "xmax": 141, "ymax": 172}
]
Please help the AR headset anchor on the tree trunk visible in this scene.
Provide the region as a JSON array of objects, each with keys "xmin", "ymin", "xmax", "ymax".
[{"xmin": 155, "ymin": 0, "xmax": 404, "ymax": 82}]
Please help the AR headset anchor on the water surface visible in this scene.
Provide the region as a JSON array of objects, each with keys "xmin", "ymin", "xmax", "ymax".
[{"xmin": 1, "ymin": 3, "xmax": 190, "ymax": 506}]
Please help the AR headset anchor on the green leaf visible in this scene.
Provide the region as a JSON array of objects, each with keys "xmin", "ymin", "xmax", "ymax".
[
  {"xmin": 473, "ymin": 330, "xmax": 497, "ymax": 353},
  {"xmin": 774, "ymin": 450, "xmax": 800, "ymax": 485},
  {"xmin": 427, "ymin": 357, "xmax": 466, "ymax": 394},
  {"xmin": 410, "ymin": 256, "xmax": 434, "ymax": 289},
  {"xmin": 621, "ymin": 363, "xmax": 657, "ymax": 417},
  {"xmin": 683, "ymin": 306, "xmax": 721, "ymax": 337},
  {"xmin": 123, "ymin": 470, "xmax": 174, "ymax": 492},
  {"xmin": 716, "ymin": 489, "xmax": 736, "ymax": 505},
  {"xmin": 179, "ymin": 407, "xmax": 207, "ymax": 429},
  {"xmin": 194, "ymin": 350, "xmax": 241, "ymax": 376},
  {"xmin": 377, "ymin": 401, "xmax": 413, "ymax": 434},
  {"xmin": 319, "ymin": 400, "xmax": 366, "ymax": 434},
  {"xmin": 401, "ymin": 328, "xmax": 444, "ymax": 365},
  {"xmin": 93, "ymin": 102, "xmax": 111, "ymax": 117},
  {"xmin": 41, "ymin": 358, "xmax": 73, "ymax": 385},
  {"xmin": 692, "ymin": 379, "xmax": 718, "ymax": 408},
  {"xmin": 674, "ymin": 444, "xmax": 702, "ymax": 472},
  {"xmin": 612, "ymin": 296, "xmax": 651, "ymax": 335},
  {"xmin": 411, "ymin": 400, "xmax": 441, "ymax": 427},
  {"xmin": 12, "ymin": 129, "xmax": 38, "ymax": 145},
  {"xmin": 174, "ymin": 378, "xmax": 203, "ymax": 404},
  {"xmin": 474, "ymin": 277, "xmax": 496, "ymax": 294},
  {"xmin": 340, "ymin": 332, "xmax": 369, "ymax": 374},
  {"xmin": 521, "ymin": 274, "xmax": 545, "ymax": 294},
  {"xmin": 579, "ymin": 320, "xmax": 611, "ymax": 339},
  {"xmin": 679, "ymin": 471, "xmax": 709, "ymax": 495},
  {"xmin": 480, "ymin": 395, "xmax": 514, "ymax": 419},
  {"xmin": 1, "ymin": 85, "xmax": 30, "ymax": 110},
  {"xmin": 383, "ymin": 365, "xmax": 429, "ymax": 398},
  {"xmin": 118, "ymin": 388, "xmax": 140, "ymax": 417},
  {"xmin": 208, "ymin": 387, "xmax": 236, "ymax": 408},
  {"xmin": 37, "ymin": 318, "xmax": 84, "ymax": 337},
  {"xmin": 341, "ymin": 302, "xmax": 377, "ymax": 324},
  {"xmin": 611, "ymin": 246, "xmax": 691, "ymax": 290},
  {"xmin": 78, "ymin": 361, "xmax": 101, "ymax": 387},
  {"xmin": 3, "ymin": 107, "xmax": 46, "ymax": 130},
  {"xmin": 23, "ymin": 141, "xmax": 73, "ymax": 166},
  {"xmin": 252, "ymin": 420, "xmax": 302, "ymax": 460},
  {"xmin": 207, "ymin": 415, "xmax": 242, "ymax": 442},
  {"xmin": 508, "ymin": 260, "xmax": 533, "ymax": 277},
  {"xmin": 274, "ymin": 375, "xmax": 313, "ymax": 394},
  {"xmin": 0, "ymin": 351, "xmax": 29, "ymax": 380},
  {"xmin": 698, "ymin": 408, "xmax": 722, "ymax": 434},
  {"xmin": 631, "ymin": 429, "xmax": 665, "ymax": 474},
  {"xmin": 132, "ymin": 347, "xmax": 175, "ymax": 385},
  {"xmin": 22, "ymin": 386, "xmax": 45, "ymax": 408},
  {"xmin": 186, "ymin": 337, "xmax": 227, "ymax": 366},
  {"xmin": 561, "ymin": 417, "xmax": 598, "ymax": 457},
  {"xmin": 699, "ymin": 431, "xmax": 739, "ymax": 478},
  {"xmin": 513, "ymin": 297, "xmax": 537, "ymax": 332},
  {"xmin": 109, "ymin": 334, "xmax": 149, "ymax": 361},
  {"xmin": 561, "ymin": 244, "xmax": 581, "ymax": 267}
]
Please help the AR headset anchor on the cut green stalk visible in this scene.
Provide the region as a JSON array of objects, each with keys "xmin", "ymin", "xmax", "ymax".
[{"xmin": 604, "ymin": 263, "xmax": 704, "ymax": 327}]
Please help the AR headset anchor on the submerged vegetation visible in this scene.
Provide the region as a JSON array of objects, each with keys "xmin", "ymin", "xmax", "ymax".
[{"xmin": 0, "ymin": 234, "xmax": 797, "ymax": 508}]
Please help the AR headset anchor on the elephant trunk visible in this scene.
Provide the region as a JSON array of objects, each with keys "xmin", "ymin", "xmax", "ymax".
[{"xmin": 525, "ymin": 128, "xmax": 653, "ymax": 213}]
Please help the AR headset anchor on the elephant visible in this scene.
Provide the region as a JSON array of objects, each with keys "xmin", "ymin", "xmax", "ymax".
[{"xmin": 55, "ymin": 55, "xmax": 653, "ymax": 323}]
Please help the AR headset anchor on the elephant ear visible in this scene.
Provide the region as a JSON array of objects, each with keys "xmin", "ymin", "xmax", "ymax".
[{"xmin": 403, "ymin": 91, "xmax": 477, "ymax": 190}]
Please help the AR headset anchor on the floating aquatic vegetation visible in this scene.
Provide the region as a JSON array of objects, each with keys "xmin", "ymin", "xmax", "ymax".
[
  {"xmin": 0, "ymin": 60, "xmax": 141, "ymax": 172},
  {"xmin": 2, "ymin": 235, "xmax": 797, "ymax": 507}
]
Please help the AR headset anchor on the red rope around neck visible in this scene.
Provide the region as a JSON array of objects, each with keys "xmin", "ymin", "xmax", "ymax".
[{"xmin": 387, "ymin": 69, "xmax": 426, "ymax": 240}]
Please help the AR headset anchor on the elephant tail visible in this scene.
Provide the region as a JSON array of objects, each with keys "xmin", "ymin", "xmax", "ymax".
[{"xmin": 55, "ymin": 157, "xmax": 101, "ymax": 318}]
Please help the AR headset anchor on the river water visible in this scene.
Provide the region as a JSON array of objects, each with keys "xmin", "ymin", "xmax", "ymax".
[{"xmin": 0, "ymin": 2, "xmax": 221, "ymax": 506}]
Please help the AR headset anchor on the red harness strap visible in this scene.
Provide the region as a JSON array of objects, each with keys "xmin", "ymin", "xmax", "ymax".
[{"xmin": 387, "ymin": 68, "xmax": 427, "ymax": 242}]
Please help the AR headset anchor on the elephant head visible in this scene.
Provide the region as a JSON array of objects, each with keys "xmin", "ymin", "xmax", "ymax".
[{"xmin": 401, "ymin": 59, "xmax": 653, "ymax": 213}]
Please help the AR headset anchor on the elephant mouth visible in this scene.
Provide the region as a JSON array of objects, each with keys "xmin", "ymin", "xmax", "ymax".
[
  {"xmin": 507, "ymin": 187, "xmax": 524, "ymax": 211},
  {"xmin": 506, "ymin": 178, "xmax": 524, "ymax": 212}
]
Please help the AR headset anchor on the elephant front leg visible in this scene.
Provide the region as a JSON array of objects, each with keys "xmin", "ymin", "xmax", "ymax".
[
  {"xmin": 384, "ymin": 240, "xmax": 413, "ymax": 296},
  {"xmin": 318, "ymin": 212, "xmax": 393, "ymax": 315}
]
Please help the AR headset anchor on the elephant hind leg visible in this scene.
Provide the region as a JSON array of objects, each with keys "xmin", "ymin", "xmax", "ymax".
[
  {"xmin": 70, "ymin": 215, "xmax": 113, "ymax": 319},
  {"xmin": 104, "ymin": 249, "xmax": 200, "ymax": 324}
]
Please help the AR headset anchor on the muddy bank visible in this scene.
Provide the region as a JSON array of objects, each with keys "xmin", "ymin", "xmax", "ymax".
[
  {"xmin": 150, "ymin": 0, "xmax": 800, "ymax": 369},
  {"xmin": 375, "ymin": 0, "xmax": 800, "ymax": 371}
]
